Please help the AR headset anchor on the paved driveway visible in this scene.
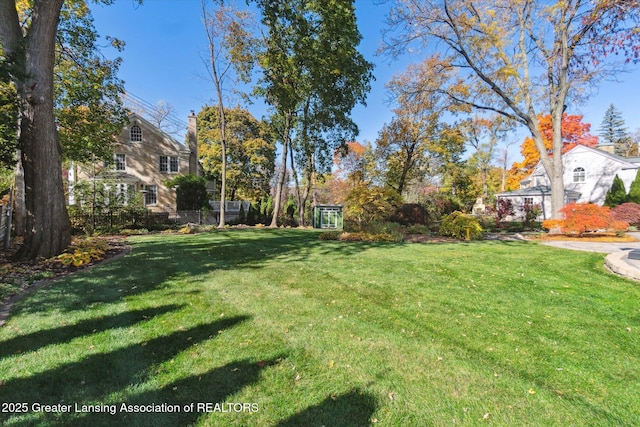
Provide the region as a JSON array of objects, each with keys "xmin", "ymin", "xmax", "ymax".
[{"xmin": 538, "ymin": 232, "xmax": 640, "ymax": 254}]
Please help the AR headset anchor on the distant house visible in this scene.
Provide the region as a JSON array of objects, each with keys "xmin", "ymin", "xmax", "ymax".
[
  {"xmin": 496, "ymin": 145, "xmax": 640, "ymax": 220},
  {"xmin": 68, "ymin": 111, "xmax": 200, "ymax": 212}
]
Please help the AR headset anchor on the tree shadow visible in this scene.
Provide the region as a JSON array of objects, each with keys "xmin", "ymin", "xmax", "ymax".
[
  {"xmin": 275, "ymin": 389, "xmax": 378, "ymax": 427},
  {"xmin": 10, "ymin": 229, "xmax": 403, "ymax": 315},
  {"xmin": 0, "ymin": 304, "xmax": 183, "ymax": 358},
  {"xmin": 82, "ymin": 356, "xmax": 286, "ymax": 426},
  {"xmin": 0, "ymin": 316, "xmax": 250, "ymax": 422}
]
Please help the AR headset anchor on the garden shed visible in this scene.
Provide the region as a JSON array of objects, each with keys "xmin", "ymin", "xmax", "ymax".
[{"xmin": 312, "ymin": 204, "xmax": 343, "ymax": 229}]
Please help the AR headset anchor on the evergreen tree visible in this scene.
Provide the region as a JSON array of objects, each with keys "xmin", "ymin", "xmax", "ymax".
[
  {"xmin": 627, "ymin": 170, "xmax": 640, "ymax": 204},
  {"xmin": 604, "ymin": 174, "xmax": 627, "ymax": 207},
  {"xmin": 598, "ymin": 104, "xmax": 633, "ymax": 157}
]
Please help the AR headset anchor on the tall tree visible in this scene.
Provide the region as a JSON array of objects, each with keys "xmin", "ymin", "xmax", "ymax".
[
  {"xmin": 202, "ymin": 0, "xmax": 257, "ymax": 227},
  {"xmin": 385, "ymin": 0, "xmax": 640, "ymax": 218},
  {"xmin": 197, "ymin": 105, "xmax": 275, "ymax": 201},
  {"xmin": 0, "ymin": 0, "xmax": 132, "ymax": 259},
  {"xmin": 1, "ymin": 0, "xmax": 70, "ymax": 259},
  {"xmin": 598, "ymin": 103, "xmax": 633, "ymax": 157},
  {"xmin": 254, "ymin": 0, "xmax": 373, "ymax": 227},
  {"xmin": 378, "ymin": 57, "xmax": 452, "ymax": 197},
  {"xmin": 375, "ymin": 117, "xmax": 430, "ymax": 196}
]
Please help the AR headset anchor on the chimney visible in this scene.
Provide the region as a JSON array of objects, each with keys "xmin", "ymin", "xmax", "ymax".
[{"xmin": 187, "ymin": 110, "xmax": 198, "ymax": 176}]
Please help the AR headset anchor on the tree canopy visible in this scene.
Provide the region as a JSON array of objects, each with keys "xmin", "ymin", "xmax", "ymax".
[
  {"xmin": 0, "ymin": 0, "xmax": 137, "ymax": 259},
  {"xmin": 384, "ymin": 0, "xmax": 640, "ymax": 218},
  {"xmin": 197, "ymin": 105, "xmax": 275, "ymax": 202},
  {"xmin": 254, "ymin": 0, "xmax": 373, "ymax": 226},
  {"xmin": 508, "ymin": 114, "xmax": 598, "ymax": 189}
]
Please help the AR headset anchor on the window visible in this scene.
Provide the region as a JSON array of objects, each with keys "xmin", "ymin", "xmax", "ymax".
[
  {"xmin": 160, "ymin": 156, "xmax": 179, "ymax": 173},
  {"xmin": 573, "ymin": 167, "xmax": 586, "ymax": 183},
  {"xmin": 115, "ymin": 154, "xmax": 126, "ymax": 171},
  {"xmin": 115, "ymin": 184, "xmax": 134, "ymax": 205},
  {"xmin": 524, "ymin": 197, "xmax": 534, "ymax": 206},
  {"xmin": 130, "ymin": 125, "xmax": 142, "ymax": 142},
  {"xmin": 144, "ymin": 185, "xmax": 157, "ymax": 206}
]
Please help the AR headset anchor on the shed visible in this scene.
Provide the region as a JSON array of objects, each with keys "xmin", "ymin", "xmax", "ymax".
[{"xmin": 312, "ymin": 204, "xmax": 343, "ymax": 229}]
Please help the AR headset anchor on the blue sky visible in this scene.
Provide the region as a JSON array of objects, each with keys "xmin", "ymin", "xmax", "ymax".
[{"xmin": 90, "ymin": 0, "xmax": 640, "ymax": 161}]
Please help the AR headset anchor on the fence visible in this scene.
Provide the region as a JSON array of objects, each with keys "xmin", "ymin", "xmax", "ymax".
[
  {"xmin": 69, "ymin": 209, "xmax": 229, "ymax": 231},
  {"xmin": 0, "ymin": 205, "xmax": 5, "ymax": 244}
]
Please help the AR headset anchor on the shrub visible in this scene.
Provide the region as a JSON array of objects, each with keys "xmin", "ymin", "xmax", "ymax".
[
  {"xmin": 439, "ymin": 211, "xmax": 483, "ymax": 240},
  {"xmin": 604, "ymin": 175, "xmax": 627, "ymax": 208},
  {"xmin": 560, "ymin": 203, "xmax": 611, "ymax": 234},
  {"xmin": 318, "ymin": 231, "xmax": 341, "ymax": 241},
  {"xmin": 338, "ymin": 232, "xmax": 402, "ymax": 242},
  {"xmin": 611, "ymin": 221, "xmax": 630, "ymax": 236},
  {"xmin": 542, "ymin": 219, "xmax": 564, "ymax": 233},
  {"xmin": 345, "ymin": 185, "xmax": 402, "ymax": 227},
  {"xmin": 611, "ymin": 202, "xmax": 640, "ymax": 226},
  {"xmin": 404, "ymin": 224, "xmax": 430, "ymax": 235},
  {"xmin": 495, "ymin": 198, "xmax": 515, "ymax": 226},
  {"xmin": 521, "ymin": 202, "xmax": 542, "ymax": 228},
  {"xmin": 390, "ymin": 203, "xmax": 429, "ymax": 225},
  {"xmin": 421, "ymin": 192, "xmax": 464, "ymax": 222},
  {"xmin": 627, "ymin": 170, "xmax": 640, "ymax": 204},
  {"xmin": 166, "ymin": 174, "xmax": 209, "ymax": 210}
]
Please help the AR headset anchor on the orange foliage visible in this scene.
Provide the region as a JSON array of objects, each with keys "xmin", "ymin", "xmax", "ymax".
[
  {"xmin": 556, "ymin": 203, "xmax": 626, "ymax": 235},
  {"xmin": 542, "ymin": 219, "xmax": 564, "ymax": 232},
  {"xmin": 507, "ymin": 114, "xmax": 599, "ymax": 188},
  {"xmin": 330, "ymin": 141, "xmax": 368, "ymax": 203}
]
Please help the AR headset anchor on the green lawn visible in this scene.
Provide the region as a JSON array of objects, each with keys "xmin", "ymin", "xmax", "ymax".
[{"xmin": 0, "ymin": 229, "xmax": 638, "ymax": 426}]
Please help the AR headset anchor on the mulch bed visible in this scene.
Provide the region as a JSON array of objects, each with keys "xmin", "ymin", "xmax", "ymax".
[{"xmin": 0, "ymin": 236, "xmax": 130, "ymax": 326}]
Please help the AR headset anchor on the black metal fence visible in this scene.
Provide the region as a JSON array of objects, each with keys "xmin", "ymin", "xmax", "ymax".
[{"xmin": 68, "ymin": 208, "xmax": 221, "ymax": 232}]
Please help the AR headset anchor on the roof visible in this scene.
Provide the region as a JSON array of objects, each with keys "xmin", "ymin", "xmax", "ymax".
[
  {"xmin": 496, "ymin": 185, "xmax": 581, "ymax": 199},
  {"xmin": 127, "ymin": 112, "xmax": 187, "ymax": 151},
  {"xmin": 521, "ymin": 144, "xmax": 640, "ymax": 183}
]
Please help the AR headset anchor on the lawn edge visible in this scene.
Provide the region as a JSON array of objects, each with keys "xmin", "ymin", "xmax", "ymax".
[{"xmin": 0, "ymin": 242, "xmax": 132, "ymax": 327}]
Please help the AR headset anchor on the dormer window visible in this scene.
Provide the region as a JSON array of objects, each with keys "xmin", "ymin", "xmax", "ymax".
[
  {"xmin": 573, "ymin": 167, "xmax": 586, "ymax": 183},
  {"xmin": 130, "ymin": 125, "xmax": 142, "ymax": 142}
]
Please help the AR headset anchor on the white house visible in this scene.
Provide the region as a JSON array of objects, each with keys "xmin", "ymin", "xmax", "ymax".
[{"xmin": 496, "ymin": 145, "xmax": 640, "ymax": 219}]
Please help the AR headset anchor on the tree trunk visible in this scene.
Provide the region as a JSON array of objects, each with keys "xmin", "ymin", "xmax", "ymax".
[
  {"xmin": 288, "ymin": 141, "xmax": 302, "ymax": 224},
  {"xmin": 270, "ymin": 113, "xmax": 291, "ymax": 228},
  {"xmin": 2, "ymin": 0, "xmax": 71, "ymax": 260}
]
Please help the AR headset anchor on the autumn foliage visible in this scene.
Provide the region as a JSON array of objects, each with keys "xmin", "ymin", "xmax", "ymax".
[
  {"xmin": 611, "ymin": 202, "xmax": 640, "ymax": 226},
  {"xmin": 543, "ymin": 203, "xmax": 628, "ymax": 235},
  {"xmin": 508, "ymin": 114, "xmax": 598, "ymax": 189}
]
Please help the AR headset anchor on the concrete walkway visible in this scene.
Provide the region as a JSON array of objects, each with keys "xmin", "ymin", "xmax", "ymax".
[{"xmin": 539, "ymin": 232, "xmax": 640, "ymax": 281}]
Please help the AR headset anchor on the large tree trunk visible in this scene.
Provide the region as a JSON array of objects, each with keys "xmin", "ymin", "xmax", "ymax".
[
  {"xmin": 16, "ymin": 97, "xmax": 71, "ymax": 259},
  {"xmin": 0, "ymin": 0, "xmax": 71, "ymax": 260}
]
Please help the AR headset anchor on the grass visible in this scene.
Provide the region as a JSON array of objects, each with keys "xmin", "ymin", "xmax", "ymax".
[{"xmin": 0, "ymin": 229, "xmax": 639, "ymax": 426}]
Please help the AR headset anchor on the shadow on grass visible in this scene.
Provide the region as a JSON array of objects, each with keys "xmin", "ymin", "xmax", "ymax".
[
  {"xmin": 0, "ymin": 315, "xmax": 250, "ymax": 425},
  {"xmin": 275, "ymin": 389, "xmax": 378, "ymax": 427},
  {"xmin": 0, "ymin": 304, "xmax": 183, "ymax": 358},
  {"xmin": 11, "ymin": 229, "xmax": 405, "ymax": 315},
  {"xmin": 91, "ymin": 356, "xmax": 286, "ymax": 426}
]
